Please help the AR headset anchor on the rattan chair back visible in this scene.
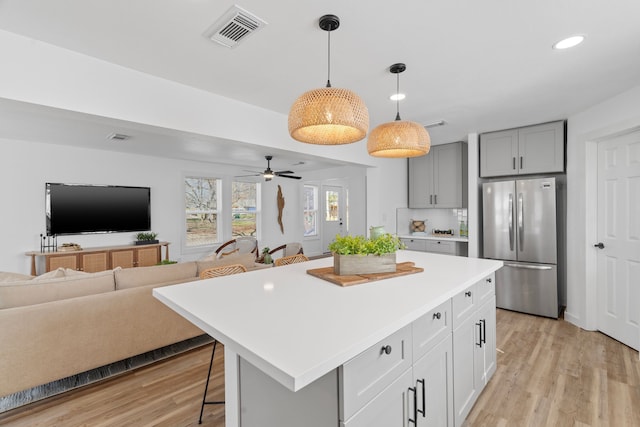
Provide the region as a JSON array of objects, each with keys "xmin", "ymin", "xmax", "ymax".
[
  {"xmin": 199, "ymin": 263, "xmax": 247, "ymax": 279},
  {"xmin": 274, "ymin": 254, "xmax": 309, "ymax": 267}
]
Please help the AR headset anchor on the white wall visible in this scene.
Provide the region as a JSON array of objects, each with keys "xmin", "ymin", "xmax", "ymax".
[
  {"xmin": 565, "ymin": 84, "xmax": 640, "ymax": 330},
  {"xmin": 0, "ymin": 138, "xmax": 317, "ymax": 273}
]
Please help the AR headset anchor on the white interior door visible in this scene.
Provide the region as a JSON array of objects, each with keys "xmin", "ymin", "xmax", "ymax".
[
  {"xmin": 596, "ymin": 129, "xmax": 640, "ymax": 350},
  {"xmin": 322, "ymin": 185, "xmax": 345, "ymax": 253}
]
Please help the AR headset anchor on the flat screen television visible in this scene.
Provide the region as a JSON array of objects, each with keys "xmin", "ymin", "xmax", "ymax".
[{"xmin": 46, "ymin": 183, "xmax": 151, "ymax": 236}]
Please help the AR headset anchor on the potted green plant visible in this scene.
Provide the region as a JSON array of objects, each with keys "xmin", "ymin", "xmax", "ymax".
[
  {"xmin": 328, "ymin": 233, "xmax": 405, "ymax": 275},
  {"xmin": 135, "ymin": 231, "xmax": 159, "ymax": 245}
]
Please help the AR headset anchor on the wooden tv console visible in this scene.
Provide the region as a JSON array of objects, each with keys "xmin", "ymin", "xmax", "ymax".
[{"xmin": 26, "ymin": 242, "xmax": 170, "ymax": 276}]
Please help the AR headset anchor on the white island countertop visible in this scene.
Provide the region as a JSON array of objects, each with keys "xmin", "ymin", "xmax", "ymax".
[{"xmin": 153, "ymin": 250, "xmax": 501, "ymax": 392}]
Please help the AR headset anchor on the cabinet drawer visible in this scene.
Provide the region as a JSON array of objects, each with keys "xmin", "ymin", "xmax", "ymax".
[
  {"xmin": 412, "ymin": 299, "xmax": 452, "ymax": 361},
  {"xmin": 425, "ymin": 240, "xmax": 456, "ymax": 254},
  {"xmin": 339, "ymin": 325, "xmax": 412, "ymax": 421},
  {"xmin": 401, "ymin": 238, "xmax": 427, "ymax": 251},
  {"xmin": 476, "ymin": 273, "xmax": 495, "ymax": 306},
  {"xmin": 452, "ymin": 283, "xmax": 477, "ymax": 330},
  {"xmin": 341, "ymin": 368, "xmax": 413, "ymax": 427}
]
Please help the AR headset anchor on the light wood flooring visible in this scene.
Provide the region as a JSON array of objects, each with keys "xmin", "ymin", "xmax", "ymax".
[{"xmin": 1, "ymin": 309, "xmax": 638, "ymax": 426}]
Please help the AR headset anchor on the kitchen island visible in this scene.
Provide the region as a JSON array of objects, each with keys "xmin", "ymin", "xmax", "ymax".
[{"xmin": 154, "ymin": 250, "xmax": 502, "ymax": 427}]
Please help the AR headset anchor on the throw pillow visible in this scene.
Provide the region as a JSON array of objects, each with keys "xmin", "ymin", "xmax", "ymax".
[{"xmin": 30, "ymin": 268, "xmax": 66, "ymax": 281}]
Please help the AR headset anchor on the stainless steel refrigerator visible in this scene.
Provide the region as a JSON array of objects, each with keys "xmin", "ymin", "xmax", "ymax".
[{"xmin": 482, "ymin": 177, "xmax": 561, "ymax": 318}]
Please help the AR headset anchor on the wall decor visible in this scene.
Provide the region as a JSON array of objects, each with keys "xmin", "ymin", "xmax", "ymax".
[{"xmin": 277, "ymin": 185, "xmax": 285, "ymax": 234}]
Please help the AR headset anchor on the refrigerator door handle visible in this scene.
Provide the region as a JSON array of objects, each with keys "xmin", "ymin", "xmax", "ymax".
[
  {"xmin": 504, "ymin": 263, "xmax": 553, "ymax": 270},
  {"xmin": 518, "ymin": 193, "xmax": 524, "ymax": 251},
  {"xmin": 508, "ymin": 193, "xmax": 514, "ymax": 251}
]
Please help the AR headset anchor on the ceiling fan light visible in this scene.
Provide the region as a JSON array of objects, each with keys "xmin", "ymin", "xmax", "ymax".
[
  {"xmin": 288, "ymin": 87, "xmax": 369, "ymax": 145},
  {"xmin": 367, "ymin": 120, "xmax": 431, "ymax": 158}
]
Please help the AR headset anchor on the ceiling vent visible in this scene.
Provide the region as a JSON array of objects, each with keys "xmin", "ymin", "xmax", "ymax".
[
  {"xmin": 107, "ymin": 133, "xmax": 130, "ymax": 141},
  {"xmin": 205, "ymin": 5, "xmax": 267, "ymax": 48}
]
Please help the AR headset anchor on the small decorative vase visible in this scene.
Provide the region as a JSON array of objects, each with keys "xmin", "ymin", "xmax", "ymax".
[{"xmin": 369, "ymin": 226, "xmax": 386, "ymax": 240}]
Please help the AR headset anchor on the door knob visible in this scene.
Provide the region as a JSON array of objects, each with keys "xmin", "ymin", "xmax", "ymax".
[{"xmin": 594, "ymin": 242, "xmax": 605, "ymax": 249}]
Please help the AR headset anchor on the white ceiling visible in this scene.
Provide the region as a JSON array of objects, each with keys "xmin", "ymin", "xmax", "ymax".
[{"xmin": 1, "ymin": 0, "xmax": 639, "ymax": 170}]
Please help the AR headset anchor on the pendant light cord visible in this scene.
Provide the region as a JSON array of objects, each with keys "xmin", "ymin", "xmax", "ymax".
[
  {"xmin": 326, "ymin": 30, "xmax": 332, "ymax": 88},
  {"xmin": 395, "ymin": 71, "xmax": 401, "ymax": 121}
]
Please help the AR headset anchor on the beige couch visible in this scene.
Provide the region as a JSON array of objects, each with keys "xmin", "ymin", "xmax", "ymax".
[{"xmin": 0, "ymin": 252, "xmax": 266, "ymax": 397}]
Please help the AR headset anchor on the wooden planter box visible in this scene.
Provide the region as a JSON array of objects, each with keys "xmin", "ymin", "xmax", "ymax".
[{"xmin": 333, "ymin": 253, "xmax": 397, "ymax": 276}]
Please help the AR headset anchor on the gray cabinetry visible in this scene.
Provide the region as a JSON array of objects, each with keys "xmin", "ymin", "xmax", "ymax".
[
  {"xmin": 409, "ymin": 142, "xmax": 467, "ymax": 208},
  {"xmin": 452, "ymin": 274, "xmax": 496, "ymax": 427},
  {"xmin": 480, "ymin": 121, "xmax": 565, "ymax": 177}
]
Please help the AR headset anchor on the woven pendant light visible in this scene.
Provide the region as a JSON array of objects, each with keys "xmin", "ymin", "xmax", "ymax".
[
  {"xmin": 367, "ymin": 63, "xmax": 430, "ymax": 158},
  {"xmin": 288, "ymin": 15, "xmax": 369, "ymax": 145}
]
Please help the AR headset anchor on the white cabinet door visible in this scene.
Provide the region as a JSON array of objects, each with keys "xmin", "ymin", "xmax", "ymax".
[
  {"xmin": 412, "ymin": 335, "xmax": 454, "ymax": 427},
  {"xmin": 342, "ymin": 369, "xmax": 414, "ymax": 427},
  {"xmin": 340, "ymin": 325, "xmax": 413, "ymax": 421},
  {"xmin": 452, "ymin": 314, "xmax": 481, "ymax": 427},
  {"xmin": 476, "ymin": 296, "xmax": 497, "ymax": 386}
]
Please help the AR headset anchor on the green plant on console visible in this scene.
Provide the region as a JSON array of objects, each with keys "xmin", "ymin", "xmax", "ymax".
[
  {"xmin": 157, "ymin": 259, "xmax": 178, "ymax": 265},
  {"xmin": 136, "ymin": 232, "xmax": 158, "ymax": 241},
  {"xmin": 328, "ymin": 233, "xmax": 405, "ymax": 256}
]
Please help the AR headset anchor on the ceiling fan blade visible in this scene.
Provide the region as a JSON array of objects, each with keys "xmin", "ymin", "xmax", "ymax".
[
  {"xmin": 274, "ymin": 170, "xmax": 295, "ymax": 174},
  {"xmin": 276, "ymin": 174, "xmax": 302, "ymax": 180},
  {"xmin": 235, "ymin": 173, "xmax": 261, "ymax": 177},
  {"xmin": 242, "ymin": 170, "xmax": 263, "ymax": 174}
]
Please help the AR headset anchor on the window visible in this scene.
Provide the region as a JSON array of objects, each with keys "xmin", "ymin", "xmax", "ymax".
[
  {"xmin": 185, "ymin": 177, "xmax": 220, "ymax": 247},
  {"xmin": 232, "ymin": 181, "xmax": 259, "ymax": 237},
  {"xmin": 303, "ymin": 185, "xmax": 318, "ymax": 237},
  {"xmin": 325, "ymin": 190, "xmax": 339, "ymax": 221}
]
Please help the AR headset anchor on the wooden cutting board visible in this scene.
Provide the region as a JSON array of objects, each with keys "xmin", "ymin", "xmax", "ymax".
[{"xmin": 307, "ymin": 261, "xmax": 424, "ymax": 287}]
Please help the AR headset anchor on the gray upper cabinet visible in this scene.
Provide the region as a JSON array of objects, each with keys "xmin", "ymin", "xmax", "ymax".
[
  {"xmin": 480, "ymin": 121, "xmax": 565, "ymax": 177},
  {"xmin": 409, "ymin": 141, "xmax": 468, "ymax": 208}
]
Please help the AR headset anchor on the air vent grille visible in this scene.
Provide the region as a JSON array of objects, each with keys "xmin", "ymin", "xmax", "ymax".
[
  {"xmin": 206, "ymin": 5, "xmax": 267, "ymax": 48},
  {"xmin": 107, "ymin": 133, "xmax": 130, "ymax": 141}
]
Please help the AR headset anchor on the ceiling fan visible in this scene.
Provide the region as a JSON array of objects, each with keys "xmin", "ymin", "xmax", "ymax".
[{"xmin": 237, "ymin": 155, "xmax": 302, "ymax": 181}]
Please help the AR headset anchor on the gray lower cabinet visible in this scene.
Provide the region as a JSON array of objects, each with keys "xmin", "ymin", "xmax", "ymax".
[
  {"xmin": 452, "ymin": 274, "xmax": 496, "ymax": 427},
  {"xmin": 401, "ymin": 238, "xmax": 467, "ymax": 256},
  {"xmin": 238, "ymin": 277, "xmax": 495, "ymax": 427},
  {"xmin": 480, "ymin": 120, "xmax": 565, "ymax": 177},
  {"xmin": 409, "ymin": 142, "xmax": 467, "ymax": 208}
]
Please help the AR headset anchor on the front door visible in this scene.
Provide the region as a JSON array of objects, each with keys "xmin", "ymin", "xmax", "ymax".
[
  {"xmin": 322, "ymin": 185, "xmax": 346, "ymax": 253},
  {"xmin": 596, "ymin": 129, "xmax": 640, "ymax": 350}
]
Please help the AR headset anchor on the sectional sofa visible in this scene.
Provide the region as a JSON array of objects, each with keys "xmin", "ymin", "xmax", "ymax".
[{"xmin": 0, "ymin": 252, "xmax": 265, "ymax": 397}]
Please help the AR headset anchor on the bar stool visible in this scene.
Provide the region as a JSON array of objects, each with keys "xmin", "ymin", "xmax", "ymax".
[{"xmin": 198, "ymin": 263, "xmax": 247, "ymax": 424}]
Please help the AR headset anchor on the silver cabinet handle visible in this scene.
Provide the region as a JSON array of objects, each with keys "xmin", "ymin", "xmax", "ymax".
[
  {"xmin": 434, "ymin": 194, "xmax": 437, "ymax": 204},
  {"xmin": 504, "ymin": 263, "xmax": 552, "ymax": 270}
]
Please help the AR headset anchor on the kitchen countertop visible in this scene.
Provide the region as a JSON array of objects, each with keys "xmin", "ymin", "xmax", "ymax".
[
  {"xmin": 399, "ymin": 234, "xmax": 469, "ymax": 242},
  {"xmin": 153, "ymin": 250, "xmax": 500, "ymax": 392}
]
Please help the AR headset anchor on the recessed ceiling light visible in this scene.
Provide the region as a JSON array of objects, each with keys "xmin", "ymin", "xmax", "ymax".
[
  {"xmin": 390, "ymin": 93, "xmax": 406, "ymax": 101},
  {"xmin": 553, "ymin": 35, "xmax": 585, "ymax": 50}
]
